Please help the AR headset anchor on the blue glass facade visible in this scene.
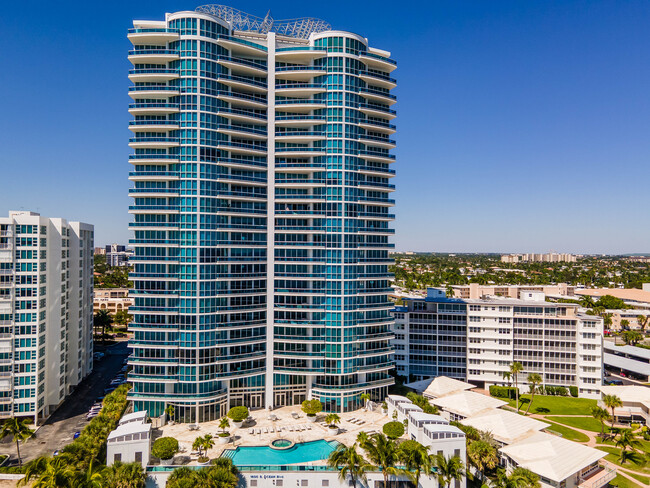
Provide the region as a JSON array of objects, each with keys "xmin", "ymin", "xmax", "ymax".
[{"xmin": 128, "ymin": 8, "xmax": 395, "ymax": 420}]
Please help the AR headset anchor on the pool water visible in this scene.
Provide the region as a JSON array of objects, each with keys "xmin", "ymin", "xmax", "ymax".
[{"xmin": 222, "ymin": 440, "xmax": 339, "ymax": 466}]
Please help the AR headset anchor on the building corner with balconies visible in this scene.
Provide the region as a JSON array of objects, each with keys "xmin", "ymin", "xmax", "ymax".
[{"xmin": 127, "ymin": 5, "xmax": 396, "ymax": 421}]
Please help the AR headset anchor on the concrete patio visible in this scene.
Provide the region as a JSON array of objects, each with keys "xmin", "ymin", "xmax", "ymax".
[{"xmin": 157, "ymin": 405, "xmax": 391, "ymax": 465}]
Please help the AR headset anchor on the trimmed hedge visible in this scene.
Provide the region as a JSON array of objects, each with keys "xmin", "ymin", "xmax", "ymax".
[
  {"xmin": 544, "ymin": 386, "xmax": 568, "ymax": 397},
  {"xmin": 569, "ymin": 386, "xmax": 578, "ymax": 398},
  {"xmin": 489, "ymin": 385, "xmax": 518, "ymax": 399},
  {"xmin": 227, "ymin": 406, "xmax": 249, "ymax": 422},
  {"xmin": 301, "ymin": 399, "xmax": 323, "ymax": 417},
  {"xmin": 383, "ymin": 421, "xmax": 405, "ymax": 439},
  {"xmin": 152, "ymin": 437, "xmax": 179, "ymax": 460}
]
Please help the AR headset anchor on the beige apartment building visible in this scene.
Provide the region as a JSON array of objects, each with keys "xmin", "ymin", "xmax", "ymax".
[
  {"xmin": 93, "ymin": 288, "xmax": 133, "ymax": 315},
  {"xmin": 501, "ymin": 253, "xmax": 578, "ymax": 263},
  {"xmin": 450, "ymin": 283, "xmax": 575, "ymax": 299}
]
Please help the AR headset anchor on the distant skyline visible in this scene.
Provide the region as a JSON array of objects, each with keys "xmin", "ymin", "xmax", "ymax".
[{"xmin": 1, "ymin": 0, "xmax": 649, "ymax": 253}]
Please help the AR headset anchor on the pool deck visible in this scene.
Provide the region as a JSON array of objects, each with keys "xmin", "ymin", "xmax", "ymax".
[{"xmin": 158, "ymin": 406, "xmax": 390, "ymax": 466}]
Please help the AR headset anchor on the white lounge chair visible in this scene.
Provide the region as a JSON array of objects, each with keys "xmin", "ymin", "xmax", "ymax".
[
  {"xmin": 256, "ymin": 428, "xmax": 261, "ymax": 435},
  {"xmin": 306, "ymin": 424, "xmax": 312, "ymax": 430},
  {"xmin": 249, "ymin": 428, "xmax": 254, "ymax": 434},
  {"xmin": 289, "ymin": 425, "xmax": 294, "ymax": 432},
  {"xmin": 264, "ymin": 427, "xmax": 269, "ymax": 434}
]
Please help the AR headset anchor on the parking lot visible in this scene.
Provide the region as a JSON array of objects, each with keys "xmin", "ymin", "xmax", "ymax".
[{"xmin": 0, "ymin": 341, "xmax": 130, "ymax": 464}]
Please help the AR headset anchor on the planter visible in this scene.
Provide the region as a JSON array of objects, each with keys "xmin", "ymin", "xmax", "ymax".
[
  {"xmin": 160, "ymin": 458, "xmax": 174, "ymax": 466},
  {"xmin": 218, "ymin": 435, "xmax": 230, "ymax": 444},
  {"xmin": 233, "ymin": 420, "xmax": 243, "ymax": 428},
  {"xmin": 198, "ymin": 457, "xmax": 210, "ymax": 466},
  {"xmin": 328, "ymin": 426, "xmax": 339, "ymax": 435},
  {"xmin": 307, "ymin": 415, "xmax": 317, "ymax": 423},
  {"xmin": 382, "ymin": 408, "xmax": 388, "ymax": 415}
]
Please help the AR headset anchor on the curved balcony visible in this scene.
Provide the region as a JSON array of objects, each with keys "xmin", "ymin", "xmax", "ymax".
[
  {"xmin": 359, "ymin": 103, "xmax": 396, "ymax": 120},
  {"xmin": 128, "ymin": 49, "xmax": 179, "ymax": 64},
  {"xmin": 358, "ymin": 165, "xmax": 395, "ymax": 178},
  {"xmin": 128, "ymin": 136, "xmax": 179, "ymax": 149},
  {"xmin": 216, "ymin": 34, "xmax": 267, "ymax": 55},
  {"xmin": 128, "ymin": 154, "xmax": 180, "ymax": 165},
  {"xmin": 359, "ymin": 180, "xmax": 396, "ymax": 192},
  {"xmin": 128, "ymin": 187, "xmax": 180, "ymax": 197},
  {"xmin": 359, "ymin": 150, "xmax": 396, "ymax": 164},
  {"xmin": 275, "ymin": 46, "xmax": 327, "ymax": 63},
  {"xmin": 359, "ymin": 119, "xmax": 396, "ymax": 135},
  {"xmin": 275, "ymin": 131, "xmax": 325, "ymax": 143},
  {"xmin": 357, "ymin": 195, "xmax": 395, "ymax": 206},
  {"xmin": 275, "ymin": 194, "xmax": 326, "ymax": 204},
  {"xmin": 358, "ymin": 135, "xmax": 396, "ymax": 149},
  {"xmin": 275, "ymin": 99, "xmax": 326, "ymax": 113},
  {"xmin": 217, "ymin": 157, "xmax": 267, "ymax": 170},
  {"xmin": 216, "ymin": 124, "xmax": 267, "ymax": 140},
  {"xmin": 128, "ymin": 120, "xmax": 180, "ymax": 132},
  {"xmin": 359, "ymin": 52, "xmax": 397, "ymax": 73},
  {"xmin": 275, "ymin": 178, "xmax": 325, "ymax": 188},
  {"xmin": 275, "ymin": 83, "xmax": 326, "ymax": 98},
  {"xmin": 127, "ymin": 27, "xmax": 179, "ymax": 45},
  {"xmin": 217, "ymin": 56, "xmax": 267, "ymax": 76},
  {"xmin": 275, "ymin": 65, "xmax": 326, "ymax": 81},
  {"xmin": 359, "ymin": 70, "xmax": 396, "ymax": 89},
  {"xmin": 274, "ymin": 147, "xmax": 326, "ymax": 157},
  {"xmin": 128, "ymin": 85, "xmax": 180, "ymax": 100},
  {"xmin": 217, "ymin": 90, "xmax": 267, "ymax": 109},
  {"xmin": 128, "ymin": 102, "xmax": 179, "ymax": 116},
  {"xmin": 358, "ymin": 211, "xmax": 395, "ymax": 220},
  {"xmin": 128, "ymin": 68, "xmax": 179, "ymax": 83},
  {"xmin": 128, "ymin": 171, "xmax": 180, "ymax": 181},
  {"xmin": 219, "ymin": 108, "xmax": 267, "ymax": 124},
  {"xmin": 217, "ymin": 141, "xmax": 267, "ymax": 156},
  {"xmin": 274, "ymin": 114, "xmax": 326, "ymax": 128},
  {"xmin": 216, "ymin": 73, "xmax": 267, "ymax": 93},
  {"xmin": 359, "ymin": 87, "xmax": 396, "ymax": 106}
]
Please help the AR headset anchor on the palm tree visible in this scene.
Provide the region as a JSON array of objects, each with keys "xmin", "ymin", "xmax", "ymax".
[
  {"xmin": 637, "ymin": 315, "xmax": 649, "ymax": 332},
  {"xmin": 397, "ymin": 440, "xmax": 430, "ymax": 488},
  {"xmin": 93, "ymin": 309, "xmax": 113, "ymax": 343},
  {"xmin": 524, "ymin": 373, "xmax": 542, "ymax": 415},
  {"xmin": 105, "ymin": 461, "xmax": 146, "ymax": 488},
  {"xmin": 328, "ymin": 442, "xmax": 370, "ymax": 487},
  {"xmin": 74, "ymin": 460, "xmax": 106, "ymax": 488},
  {"xmin": 467, "ymin": 440, "xmax": 498, "ymax": 481},
  {"xmin": 358, "ymin": 433, "xmax": 400, "ymax": 488},
  {"xmin": 507, "ymin": 467, "xmax": 541, "ymax": 488},
  {"xmin": 193, "ymin": 436, "xmax": 205, "ymax": 457},
  {"xmin": 580, "ymin": 295, "xmax": 595, "ymax": 308},
  {"xmin": 360, "ymin": 393, "xmax": 371, "ymax": 410},
  {"xmin": 615, "ymin": 428, "xmax": 641, "ymax": 453},
  {"xmin": 602, "ymin": 394, "xmax": 623, "ymax": 432},
  {"xmin": 429, "ymin": 453, "xmax": 465, "ymax": 488},
  {"xmin": 618, "ymin": 449, "xmax": 641, "ymax": 466},
  {"xmin": 509, "ymin": 362, "xmax": 523, "ymax": 412},
  {"xmin": 502, "ymin": 371, "xmax": 512, "ymax": 387},
  {"xmin": 325, "ymin": 413, "xmax": 341, "ymax": 428},
  {"xmin": 21, "ymin": 456, "xmax": 74, "ymax": 488},
  {"xmin": 590, "ymin": 406, "xmax": 611, "ymax": 440},
  {"xmin": 201, "ymin": 434, "xmax": 215, "ymax": 455},
  {"xmin": 1, "ymin": 417, "xmax": 34, "ymax": 465},
  {"xmin": 219, "ymin": 417, "xmax": 230, "ymax": 434}
]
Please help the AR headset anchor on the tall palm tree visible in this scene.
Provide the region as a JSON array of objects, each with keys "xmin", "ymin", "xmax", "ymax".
[
  {"xmin": 397, "ymin": 440, "xmax": 430, "ymax": 488},
  {"xmin": 509, "ymin": 362, "xmax": 523, "ymax": 412},
  {"xmin": 328, "ymin": 443, "xmax": 371, "ymax": 487},
  {"xmin": 467, "ymin": 440, "xmax": 498, "ymax": 481},
  {"xmin": 524, "ymin": 373, "xmax": 542, "ymax": 415},
  {"xmin": 358, "ymin": 433, "xmax": 400, "ymax": 488},
  {"xmin": 580, "ymin": 295, "xmax": 595, "ymax": 308},
  {"xmin": 429, "ymin": 453, "xmax": 465, "ymax": 488},
  {"xmin": 602, "ymin": 394, "xmax": 623, "ymax": 432},
  {"xmin": 360, "ymin": 393, "xmax": 371, "ymax": 410},
  {"xmin": 1, "ymin": 417, "xmax": 34, "ymax": 465},
  {"xmin": 502, "ymin": 371, "xmax": 512, "ymax": 387},
  {"xmin": 21, "ymin": 456, "xmax": 74, "ymax": 488},
  {"xmin": 615, "ymin": 428, "xmax": 641, "ymax": 453},
  {"xmin": 637, "ymin": 315, "xmax": 649, "ymax": 332},
  {"xmin": 93, "ymin": 309, "xmax": 113, "ymax": 343},
  {"xmin": 590, "ymin": 406, "xmax": 611, "ymax": 440}
]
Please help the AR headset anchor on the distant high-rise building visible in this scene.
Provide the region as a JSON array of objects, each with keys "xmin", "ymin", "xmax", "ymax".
[
  {"xmin": 127, "ymin": 6, "xmax": 396, "ymax": 420},
  {"xmin": 105, "ymin": 244, "xmax": 132, "ymax": 267},
  {"xmin": 0, "ymin": 211, "xmax": 94, "ymax": 423},
  {"xmin": 501, "ymin": 252, "xmax": 579, "ymax": 263}
]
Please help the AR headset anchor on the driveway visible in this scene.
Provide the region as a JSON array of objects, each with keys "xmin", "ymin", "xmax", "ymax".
[{"xmin": 0, "ymin": 341, "xmax": 129, "ymax": 465}]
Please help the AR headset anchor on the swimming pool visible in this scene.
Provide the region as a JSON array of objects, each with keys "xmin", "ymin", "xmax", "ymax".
[{"xmin": 222, "ymin": 440, "xmax": 339, "ymax": 466}]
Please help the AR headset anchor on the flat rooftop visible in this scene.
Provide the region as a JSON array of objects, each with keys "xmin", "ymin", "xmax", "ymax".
[{"xmin": 575, "ymin": 288, "xmax": 650, "ymax": 304}]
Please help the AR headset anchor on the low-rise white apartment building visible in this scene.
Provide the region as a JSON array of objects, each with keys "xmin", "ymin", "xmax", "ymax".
[
  {"xmin": 0, "ymin": 211, "xmax": 94, "ymax": 423},
  {"xmin": 392, "ymin": 289, "xmax": 604, "ymax": 399},
  {"xmin": 107, "ymin": 411, "xmax": 151, "ymax": 466},
  {"xmin": 450, "ymin": 283, "xmax": 575, "ymax": 299},
  {"xmin": 93, "ymin": 288, "xmax": 133, "ymax": 315},
  {"xmin": 599, "ymin": 385, "xmax": 650, "ymax": 426}
]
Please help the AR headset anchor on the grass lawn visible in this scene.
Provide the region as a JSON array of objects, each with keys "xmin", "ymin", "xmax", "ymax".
[
  {"xmin": 543, "ymin": 421, "xmax": 590, "ymax": 443},
  {"xmin": 610, "ymin": 474, "xmax": 644, "ymax": 488},
  {"xmin": 597, "ymin": 446, "xmax": 650, "ymax": 474},
  {"xmin": 626, "ymin": 472, "xmax": 650, "ymax": 485},
  {"xmin": 551, "ymin": 416, "xmax": 611, "ymax": 434},
  {"xmin": 503, "ymin": 394, "xmax": 597, "ymax": 415}
]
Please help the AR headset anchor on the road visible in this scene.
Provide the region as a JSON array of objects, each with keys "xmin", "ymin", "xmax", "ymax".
[{"xmin": 0, "ymin": 341, "xmax": 129, "ymax": 465}]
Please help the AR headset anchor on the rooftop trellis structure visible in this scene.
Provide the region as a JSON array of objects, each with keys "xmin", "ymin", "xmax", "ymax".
[{"xmin": 196, "ymin": 4, "xmax": 332, "ymax": 39}]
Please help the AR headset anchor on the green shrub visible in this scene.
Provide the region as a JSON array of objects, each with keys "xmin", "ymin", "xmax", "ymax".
[
  {"xmin": 152, "ymin": 437, "xmax": 179, "ymax": 460},
  {"xmin": 383, "ymin": 421, "xmax": 405, "ymax": 439},
  {"xmin": 301, "ymin": 399, "xmax": 323, "ymax": 417},
  {"xmin": 569, "ymin": 386, "xmax": 578, "ymax": 397},
  {"xmin": 227, "ymin": 406, "xmax": 249, "ymax": 422},
  {"xmin": 489, "ymin": 385, "xmax": 518, "ymax": 399}
]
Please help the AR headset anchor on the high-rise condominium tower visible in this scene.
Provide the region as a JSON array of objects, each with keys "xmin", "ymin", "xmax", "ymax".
[
  {"xmin": 0, "ymin": 211, "xmax": 94, "ymax": 423},
  {"xmin": 128, "ymin": 5, "xmax": 396, "ymax": 421}
]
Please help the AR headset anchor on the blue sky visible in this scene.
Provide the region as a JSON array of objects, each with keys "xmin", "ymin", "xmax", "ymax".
[{"xmin": 1, "ymin": 1, "xmax": 648, "ymax": 253}]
